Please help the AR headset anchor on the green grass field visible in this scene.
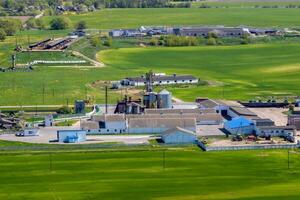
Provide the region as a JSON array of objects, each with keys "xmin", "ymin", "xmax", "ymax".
[
  {"xmin": 42, "ymin": 8, "xmax": 300, "ymax": 29},
  {"xmin": 0, "ymin": 147, "xmax": 300, "ymax": 199},
  {"xmin": 191, "ymin": 0, "xmax": 300, "ymax": 8},
  {"xmin": 1, "ymin": 43, "xmax": 300, "ymax": 105},
  {"xmin": 98, "ymin": 44, "xmax": 300, "ymax": 101}
]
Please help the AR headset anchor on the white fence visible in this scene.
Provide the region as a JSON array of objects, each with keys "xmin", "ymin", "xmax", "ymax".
[
  {"xmin": 197, "ymin": 140, "xmax": 300, "ymax": 151},
  {"xmin": 28, "ymin": 60, "xmax": 87, "ymax": 65}
]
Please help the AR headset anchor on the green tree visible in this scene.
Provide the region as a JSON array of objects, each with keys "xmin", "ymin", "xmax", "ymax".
[
  {"xmin": 206, "ymin": 37, "xmax": 216, "ymax": 45},
  {"xmin": 0, "ymin": 18, "xmax": 22, "ymax": 36},
  {"xmin": 207, "ymin": 31, "xmax": 218, "ymax": 39},
  {"xmin": 0, "ymin": 28, "xmax": 6, "ymax": 41},
  {"xmin": 76, "ymin": 20, "xmax": 87, "ymax": 30},
  {"xmin": 90, "ymin": 35, "xmax": 101, "ymax": 47},
  {"xmin": 149, "ymin": 37, "xmax": 158, "ymax": 46},
  {"xmin": 50, "ymin": 17, "xmax": 70, "ymax": 30},
  {"xmin": 103, "ymin": 37, "xmax": 112, "ymax": 47}
]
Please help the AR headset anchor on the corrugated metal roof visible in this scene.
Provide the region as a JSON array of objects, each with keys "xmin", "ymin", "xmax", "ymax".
[
  {"xmin": 126, "ymin": 75, "xmax": 197, "ymax": 82},
  {"xmin": 161, "ymin": 127, "xmax": 196, "ymax": 137},
  {"xmin": 92, "ymin": 114, "xmax": 125, "ymax": 122},
  {"xmin": 229, "ymin": 106, "xmax": 257, "ymax": 116},
  {"xmin": 225, "ymin": 117, "xmax": 253, "ymax": 129},
  {"xmin": 145, "ymin": 108, "xmax": 201, "ymax": 114},
  {"xmin": 128, "ymin": 118, "xmax": 196, "ymax": 128}
]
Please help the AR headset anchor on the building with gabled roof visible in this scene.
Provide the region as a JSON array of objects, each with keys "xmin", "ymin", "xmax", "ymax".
[{"xmin": 161, "ymin": 127, "xmax": 197, "ymax": 144}]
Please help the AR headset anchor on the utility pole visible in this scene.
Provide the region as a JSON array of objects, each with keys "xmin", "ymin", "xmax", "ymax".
[
  {"xmin": 49, "ymin": 152, "xmax": 53, "ymax": 172},
  {"xmin": 85, "ymin": 87, "xmax": 87, "ymax": 100},
  {"xmin": 288, "ymin": 150, "xmax": 290, "ymax": 170},
  {"xmin": 42, "ymin": 83, "xmax": 45, "ymax": 105},
  {"xmin": 162, "ymin": 150, "xmax": 166, "ymax": 171},
  {"xmin": 105, "ymin": 85, "xmax": 108, "ymax": 114}
]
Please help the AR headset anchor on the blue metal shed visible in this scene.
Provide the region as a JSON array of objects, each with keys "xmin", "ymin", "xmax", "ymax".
[{"xmin": 57, "ymin": 130, "xmax": 87, "ymax": 143}]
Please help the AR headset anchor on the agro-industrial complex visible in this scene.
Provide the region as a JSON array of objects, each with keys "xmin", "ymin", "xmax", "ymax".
[{"xmin": 1, "ymin": 70, "xmax": 299, "ymax": 151}]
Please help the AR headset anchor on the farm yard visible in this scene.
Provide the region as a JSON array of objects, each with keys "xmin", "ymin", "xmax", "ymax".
[{"xmin": 0, "ymin": 144, "xmax": 300, "ymax": 200}]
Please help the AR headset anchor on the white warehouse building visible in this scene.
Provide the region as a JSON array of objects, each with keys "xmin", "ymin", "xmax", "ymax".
[{"xmin": 122, "ymin": 74, "xmax": 198, "ymax": 86}]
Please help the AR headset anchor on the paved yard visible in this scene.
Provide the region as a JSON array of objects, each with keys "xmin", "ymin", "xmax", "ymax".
[
  {"xmin": 0, "ymin": 127, "xmax": 152, "ymax": 144},
  {"xmin": 248, "ymin": 107, "xmax": 288, "ymax": 126}
]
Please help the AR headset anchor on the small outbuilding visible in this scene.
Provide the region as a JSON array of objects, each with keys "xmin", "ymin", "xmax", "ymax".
[
  {"xmin": 161, "ymin": 127, "xmax": 197, "ymax": 144},
  {"xmin": 57, "ymin": 130, "xmax": 87, "ymax": 143}
]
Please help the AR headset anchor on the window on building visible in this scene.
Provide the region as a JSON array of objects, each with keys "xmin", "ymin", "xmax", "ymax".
[
  {"xmin": 107, "ymin": 129, "xmax": 109, "ymax": 132},
  {"xmin": 99, "ymin": 121, "xmax": 105, "ymax": 129},
  {"xmin": 190, "ymin": 80, "xmax": 192, "ymax": 82},
  {"xmin": 114, "ymin": 129, "xmax": 117, "ymax": 132}
]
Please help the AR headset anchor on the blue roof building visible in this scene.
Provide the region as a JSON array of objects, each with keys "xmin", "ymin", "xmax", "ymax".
[{"xmin": 224, "ymin": 117, "xmax": 254, "ymax": 135}]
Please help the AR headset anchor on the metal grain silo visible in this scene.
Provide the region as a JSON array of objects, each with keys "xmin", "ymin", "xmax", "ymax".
[{"xmin": 157, "ymin": 89, "xmax": 172, "ymax": 109}]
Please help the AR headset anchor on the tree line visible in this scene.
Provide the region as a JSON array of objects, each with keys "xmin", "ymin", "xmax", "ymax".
[
  {"xmin": 0, "ymin": 18, "xmax": 22, "ymax": 41},
  {"xmin": 148, "ymin": 33, "xmax": 252, "ymax": 47},
  {"xmin": 0, "ymin": 0, "xmax": 190, "ymax": 16}
]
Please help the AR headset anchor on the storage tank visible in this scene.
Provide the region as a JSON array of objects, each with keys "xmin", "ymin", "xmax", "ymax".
[
  {"xmin": 157, "ymin": 89, "xmax": 172, "ymax": 109},
  {"xmin": 143, "ymin": 92, "xmax": 157, "ymax": 108}
]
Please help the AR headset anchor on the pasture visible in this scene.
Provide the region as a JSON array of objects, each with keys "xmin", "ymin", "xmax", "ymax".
[
  {"xmin": 0, "ymin": 147, "xmax": 300, "ymax": 200},
  {"xmin": 42, "ymin": 8, "xmax": 300, "ymax": 29},
  {"xmin": 99, "ymin": 44, "xmax": 300, "ymax": 101}
]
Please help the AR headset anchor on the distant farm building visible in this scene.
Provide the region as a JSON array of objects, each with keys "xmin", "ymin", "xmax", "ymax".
[
  {"xmin": 122, "ymin": 74, "xmax": 198, "ymax": 86},
  {"xmin": 161, "ymin": 127, "xmax": 197, "ymax": 144},
  {"xmin": 173, "ymin": 27, "xmax": 249, "ymax": 37}
]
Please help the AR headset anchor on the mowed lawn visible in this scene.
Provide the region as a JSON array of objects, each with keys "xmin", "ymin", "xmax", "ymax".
[
  {"xmin": 99, "ymin": 44, "xmax": 300, "ymax": 101},
  {"xmin": 0, "ymin": 149, "xmax": 300, "ymax": 199},
  {"xmin": 42, "ymin": 8, "xmax": 300, "ymax": 29}
]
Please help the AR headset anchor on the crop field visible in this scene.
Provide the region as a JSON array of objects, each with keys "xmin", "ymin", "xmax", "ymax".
[
  {"xmin": 0, "ymin": 147, "xmax": 300, "ymax": 200},
  {"xmin": 99, "ymin": 44, "xmax": 300, "ymax": 101},
  {"xmin": 42, "ymin": 8, "xmax": 300, "ymax": 29}
]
